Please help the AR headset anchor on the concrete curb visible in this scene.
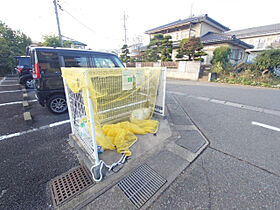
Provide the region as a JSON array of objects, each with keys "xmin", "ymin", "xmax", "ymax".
[
  {"xmin": 22, "ymin": 100, "xmax": 30, "ymax": 111},
  {"xmin": 23, "ymin": 112, "xmax": 32, "ymax": 125},
  {"xmin": 23, "ymin": 93, "xmax": 28, "ymax": 100},
  {"xmin": 22, "ymin": 85, "xmax": 32, "ymax": 124}
]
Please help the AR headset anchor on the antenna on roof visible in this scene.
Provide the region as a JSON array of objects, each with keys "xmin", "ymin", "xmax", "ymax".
[
  {"xmin": 123, "ymin": 12, "xmax": 128, "ymax": 45},
  {"xmin": 189, "ymin": 1, "xmax": 194, "ymax": 17}
]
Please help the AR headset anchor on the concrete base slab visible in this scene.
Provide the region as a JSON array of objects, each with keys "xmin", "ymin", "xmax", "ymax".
[{"xmin": 176, "ymin": 130, "xmax": 207, "ymax": 153}]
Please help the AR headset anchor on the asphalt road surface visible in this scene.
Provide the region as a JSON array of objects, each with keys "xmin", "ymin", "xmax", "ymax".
[{"xmin": 152, "ymin": 80, "xmax": 280, "ymax": 209}]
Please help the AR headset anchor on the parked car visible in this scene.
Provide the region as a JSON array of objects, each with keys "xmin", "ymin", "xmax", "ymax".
[
  {"xmin": 28, "ymin": 47, "xmax": 124, "ymax": 114},
  {"xmin": 14, "ymin": 56, "xmax": 34, "ymax": 89}
]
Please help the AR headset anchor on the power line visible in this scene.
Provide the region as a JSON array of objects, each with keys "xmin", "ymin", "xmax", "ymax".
[
  {"xmin": 56, "ymin": 1, "xmax": 124, "ymax": 47},
  {"xmin": 57, "ymin": 2, "xmax": 95, "ymax": 34}
]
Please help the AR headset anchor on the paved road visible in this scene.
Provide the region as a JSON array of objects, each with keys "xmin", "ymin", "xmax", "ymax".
[{"xmin": 152, "ymin": 80, "xmax": 280, "ymax": 209}]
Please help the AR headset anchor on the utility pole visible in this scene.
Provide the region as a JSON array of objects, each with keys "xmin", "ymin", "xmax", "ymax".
[
  {"xmin": 53, "ymin": 0, "xmax": 63, "ymax": 47},
  {"xmin": 123, "ymin": 12, "xmax": 128, "ymax": 45}
]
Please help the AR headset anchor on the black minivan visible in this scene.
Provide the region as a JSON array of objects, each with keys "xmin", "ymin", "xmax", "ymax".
[{"xmin": 28, "ymin": 47, "xmax": 124, "ymax": 114}]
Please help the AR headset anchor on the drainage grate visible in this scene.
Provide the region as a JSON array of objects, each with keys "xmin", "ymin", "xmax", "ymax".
[
  {"xmin": 118, "ymin": 164, "xmax": 166, "ymax": 209},
  {"xmin": 50, "ymin": 166, "xmax": 94, "ymax": 206}
]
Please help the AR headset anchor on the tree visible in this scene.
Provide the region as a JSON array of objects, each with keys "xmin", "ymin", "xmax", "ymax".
[
  {"xmin": 145, "ymin": 34, "xmax": 173, "ymax": 62},
  {"xmin": 0, "ymin": 21, "xmax": 32, "ymax": 76},
  {"xmin": 176, "ymin": 37, "xmax": 206, "ymax": 61},
  {"xmin": 41, "ymin": 34, "xmax": 72, "ymax": 48},
  {"xmin": 120, "ymin": 44, "xmax": 131, "ymax": 63}
]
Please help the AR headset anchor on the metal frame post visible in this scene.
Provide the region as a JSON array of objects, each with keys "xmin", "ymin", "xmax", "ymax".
[
  {"xmin": 63, "ymin": 78, "xmax": 75, "ymax": 133},
  {"xmin": 85, "ymin": 70, "xmax": 99, "ymax": 165}
]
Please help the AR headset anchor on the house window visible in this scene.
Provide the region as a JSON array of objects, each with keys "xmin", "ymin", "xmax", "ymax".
[
  {"xmin": 231, "ymin": 49, "xmax": 243, "ymax": 60},
  {"xmin": 257, "ymin": 38, "xmax": 266, "ymax": 49}
]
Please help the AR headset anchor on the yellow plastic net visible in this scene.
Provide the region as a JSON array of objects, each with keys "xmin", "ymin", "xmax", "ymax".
[{"xmin": 62, "ymin": 67, "xmax": 161, "ymax": 156}]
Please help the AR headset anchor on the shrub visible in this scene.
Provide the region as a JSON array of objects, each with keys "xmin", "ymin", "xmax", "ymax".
[
  {"xmin": 255, "ymin": 49, "xmax": 280, "ymax": 71},
  {"xmin": 211, "ymin": 46, "xmax": 231, "ymax": 66},
  {"xmin": 210, "ymin": 47, "xmax": 232, "ymax": 75}
]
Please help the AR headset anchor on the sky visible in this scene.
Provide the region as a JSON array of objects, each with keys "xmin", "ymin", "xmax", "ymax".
[{"xmin": 0, "ymin": 0, "xmax": 280, "ymax": 51}]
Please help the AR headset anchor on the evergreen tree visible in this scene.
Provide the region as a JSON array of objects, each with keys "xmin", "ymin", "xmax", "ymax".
[
  {"xmin": 145, "ymin": 34, "xmax": 173, "ymax": 62},
  {"xmin": 0, "ymin": 21, "xmax": 32, "ymax": 76},
  {"xmin": 176, "ymin": 37, "xmax": 206, "ymax": 61},
  {"xmin": 120, "ymin": 44, "xmax": 131, "ymax": 63}
]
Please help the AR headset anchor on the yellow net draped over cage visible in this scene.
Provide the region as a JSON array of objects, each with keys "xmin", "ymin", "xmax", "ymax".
[{"xmin": 62, "ymin": 67, "xmax": 161, "ymax": 156}]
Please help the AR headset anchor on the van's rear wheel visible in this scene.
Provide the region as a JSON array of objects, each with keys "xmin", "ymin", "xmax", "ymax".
[
  {"xmin": 25, "ymin": 78, "xmax": 34, "ymax": 89},
  {"xmin": 47, "ymin": 95, "xmax": 67, "ymax": 114}
]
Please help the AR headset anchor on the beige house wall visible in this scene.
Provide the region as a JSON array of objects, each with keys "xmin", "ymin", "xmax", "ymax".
[
  {"xmin": 203, "ymin": 43, "xmax": 248, "ymax": 65},
  {"xmin": 162, "ymin": 23, "xmax": 202, "ymax": 42},
  {"xmin": 200, "ymin": 22, "xmax": 223, "ymax": 37},
  {"xmin": 240, "ymin": 34, "xmax": 280, "ymax": 50}
]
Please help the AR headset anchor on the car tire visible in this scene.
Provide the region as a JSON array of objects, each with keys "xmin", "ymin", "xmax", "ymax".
[
  {"xmin": 47, "ymin": 94, "xmax": 68, "ymax": 114},
  {"xmin": 25, "ymin": 78, "xmax": 34, "ymax": 89}
]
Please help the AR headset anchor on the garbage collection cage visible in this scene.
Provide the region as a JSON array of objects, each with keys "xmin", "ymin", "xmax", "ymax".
[{"xmin": 62, "ymin": 67, "xmax": 162, "ymax": 165}]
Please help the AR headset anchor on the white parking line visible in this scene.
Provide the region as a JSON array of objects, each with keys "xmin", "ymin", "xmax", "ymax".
[
  {"xmin": 0, "ymin": 77, "xmax": 6, "ymax": 85},
  {"xmin": 0, "ymin": 99, "xmax": 37, "ymax": 107},
  {"xmin": 0, "ymin": 119, "xmax": 70, "ymax": 141},
  {"xmin": 252, "ymin": 121, "xmax": 280, "ymax": 132},
  {"xmin": 0, "ymin": 84, "xmax": 21, "ymax": 87},
  {"xmin": 0, "ymin": 90, "xmax": 22, "ymax": 94}
]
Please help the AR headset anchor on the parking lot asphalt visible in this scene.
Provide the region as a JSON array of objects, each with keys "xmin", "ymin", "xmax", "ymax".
[
  {"xmin": 0, "ymin": 77, "xmax": 78, "ymax": 210},
  {"xmin": 0, "ymin": 92, "xmax": 23, "ymax": 104},
  {"xmin": 0, "ymin": 104, "xmax": 31, "ymax": 135},
  {"xmin": 0, "ymin": 85, "xmax": 21, "ymax": 91}
]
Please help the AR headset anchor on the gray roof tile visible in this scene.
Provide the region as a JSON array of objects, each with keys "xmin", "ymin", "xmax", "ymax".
[
  {"xmin": 145, "ymin": 14, "xmax": 229, "ymax": 34},
  {"xmin": 226, "ymin": 23, "xmax": 280, "ymax": 38},
  {"xmin": 201, "ymin": 32, "xmax": 253, "ymax": 49}
]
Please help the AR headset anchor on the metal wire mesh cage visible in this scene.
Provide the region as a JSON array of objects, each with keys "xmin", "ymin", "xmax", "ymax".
[
  {"xmin": 62, "ymin": 67, "xmax": 163, "ymax": 164},
  {"xmin": 65, "ymin": 86, "xmax": 94, "ymax": 156}
]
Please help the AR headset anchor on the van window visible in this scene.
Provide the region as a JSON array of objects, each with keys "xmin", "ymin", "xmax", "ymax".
[
  {"xmin": 92, "ymin": 56, "xmax": 116, "ymax": 68},
  {"xmin": 37, "ymin": 51, "xmax": 60, "ymax": 73},
  {"xmin": 111, "ymin": 56, "xmax": 124, "ymax": 68},
  {"xmin": 17, "ymin": 58, "xmax": 30, "ymax": 67},
  {"xmin": 63, "ymin": 55, "xmax": 89, "ymax": 67}
]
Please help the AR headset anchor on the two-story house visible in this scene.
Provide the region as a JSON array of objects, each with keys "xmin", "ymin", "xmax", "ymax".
[{"xmin": 145, "ymin": 14, "xmax": 253, "ymax": 65}]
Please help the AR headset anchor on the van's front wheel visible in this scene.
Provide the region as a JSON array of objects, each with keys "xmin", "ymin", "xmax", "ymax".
[{"xmin": 47, "ymin": 95, "xmax": 68, "ymax": 114}]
